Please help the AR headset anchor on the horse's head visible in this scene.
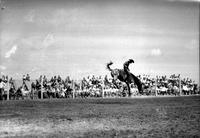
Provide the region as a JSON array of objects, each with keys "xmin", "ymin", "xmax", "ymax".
[{"xmin": 111, "ymin": 69, "xmax": 120, "ymax": 81}]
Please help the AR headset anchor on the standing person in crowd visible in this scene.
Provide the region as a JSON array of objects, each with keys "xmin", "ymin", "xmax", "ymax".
[
  {"xmin": 26, "ymin": 74, "xmax": 30, "ymax": 81},
  {"xmin": 39, "ymin": 75, "xmax": 42, "ymax": 83},
  {"xmin": 22, "ymin": 74, "xmax": 30, "ymax": 90},
  {"xmin": 23, "ymin": 75, "xmax": 26, "ymax": 81},
  {"xmin": 5, "ymin": 75, "xmax": 8, "ymax": 83},
  {"xmin": 2, "ymin": 75, "xmax": 5, "ymax": 82},
  {"xmin": 57, "ymin": 75, "xmax": 61, "ymax": 83}
]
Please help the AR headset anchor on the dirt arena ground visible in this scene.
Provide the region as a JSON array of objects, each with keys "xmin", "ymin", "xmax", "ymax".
[{"xmin": 0, "ymin": 96, "xmax": 200, "ymax": 138}]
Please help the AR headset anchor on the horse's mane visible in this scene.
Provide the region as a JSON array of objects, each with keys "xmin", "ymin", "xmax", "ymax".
[{"xmin": 106, "ymin": 61, "xmax": 113, "ymax": 71}]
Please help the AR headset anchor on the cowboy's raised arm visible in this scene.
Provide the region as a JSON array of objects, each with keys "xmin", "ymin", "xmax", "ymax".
[{"xmin": 123, "ymin": 59, "xmax": 134, "ymax": 71}]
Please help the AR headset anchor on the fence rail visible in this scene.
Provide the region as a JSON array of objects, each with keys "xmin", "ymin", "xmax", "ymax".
[{"xmin": 0, "ymin": 75, "xmax": 199, "ymax": 100}]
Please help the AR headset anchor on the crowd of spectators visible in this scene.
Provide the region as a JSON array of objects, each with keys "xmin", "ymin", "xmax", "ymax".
[{"xmin": 0, "ymin": 73, "xmax": 199, "ymax": 100}]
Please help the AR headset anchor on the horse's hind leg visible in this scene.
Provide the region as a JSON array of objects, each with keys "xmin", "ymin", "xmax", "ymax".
[{"xmin": 126, "ymin": 83, "xmax": 131, "ymax": 97}]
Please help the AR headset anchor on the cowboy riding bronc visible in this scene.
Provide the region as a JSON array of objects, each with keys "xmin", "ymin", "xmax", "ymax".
[
  {"xmin": 106, "ymin": 59, "xmax": 142, "ymax": 96},
  {"xmin": 123, "ymin": 59, "xmax": 135, "ymax": 80}
]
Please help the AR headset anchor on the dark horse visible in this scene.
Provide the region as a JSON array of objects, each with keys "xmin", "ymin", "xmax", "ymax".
[{"xmin": 106, "ymin": 60, "xmax": 143, "ymax": 96}]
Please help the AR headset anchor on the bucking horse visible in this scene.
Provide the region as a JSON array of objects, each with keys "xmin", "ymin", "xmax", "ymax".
[{"xmin": 106, "ymin": 59, "xmax": 143, "ymax": 96}]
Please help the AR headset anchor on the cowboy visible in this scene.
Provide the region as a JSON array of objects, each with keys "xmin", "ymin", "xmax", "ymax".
[{"xmin": 123, "ymin": 59, "xmax": 134, "ymax": 79}]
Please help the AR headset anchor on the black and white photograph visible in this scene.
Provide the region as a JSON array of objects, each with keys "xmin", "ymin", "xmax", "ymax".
[{"xmin": 0, "ymin": 0, "xmax": 199, "ymax": 137}]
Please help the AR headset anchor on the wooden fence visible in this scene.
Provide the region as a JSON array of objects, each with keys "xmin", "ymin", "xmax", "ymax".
[{"xmin": 3, "ymin": 75, "xmax": 197, "ymax": 100}]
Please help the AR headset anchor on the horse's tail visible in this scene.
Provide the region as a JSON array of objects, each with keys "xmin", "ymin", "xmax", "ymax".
[
  {"xmin": 131, "ymin": 74, "xmax": 143, "ymax": 93},
  {"xmin": 106, "ymin": 61, "xmax": 113, "ymax": 71}
]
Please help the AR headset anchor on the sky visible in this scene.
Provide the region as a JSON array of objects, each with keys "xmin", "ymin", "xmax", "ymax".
[{"xmin": 0, "ymin": 0, "xmax": 199, "ymax": 83}]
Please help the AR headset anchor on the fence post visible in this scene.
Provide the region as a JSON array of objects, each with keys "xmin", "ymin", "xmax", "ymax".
[
  {"xmin": 102, "ymin": 84, "xmax": 104, "ymax": 98},
  {"xmin": 155, "ymin": 77, "xmax": 157, "ymax": 97},
  {"xmin": 80, "ymin": 81, "xmax": 82, "ymax": 91},
  {"xmin": 179, "ymin": 75, "xmax": 182, "ymax": 96},
  {"xmin": 72, "ymin": 80, "xmax": 75, "ymax": 99},
  {"xmin": 41, "ymin": 76, "xmax": 43, "ymax": 99},
  {"xmin": 7, "ymin": 82, "xmax": 9, "ymax": 100}
]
